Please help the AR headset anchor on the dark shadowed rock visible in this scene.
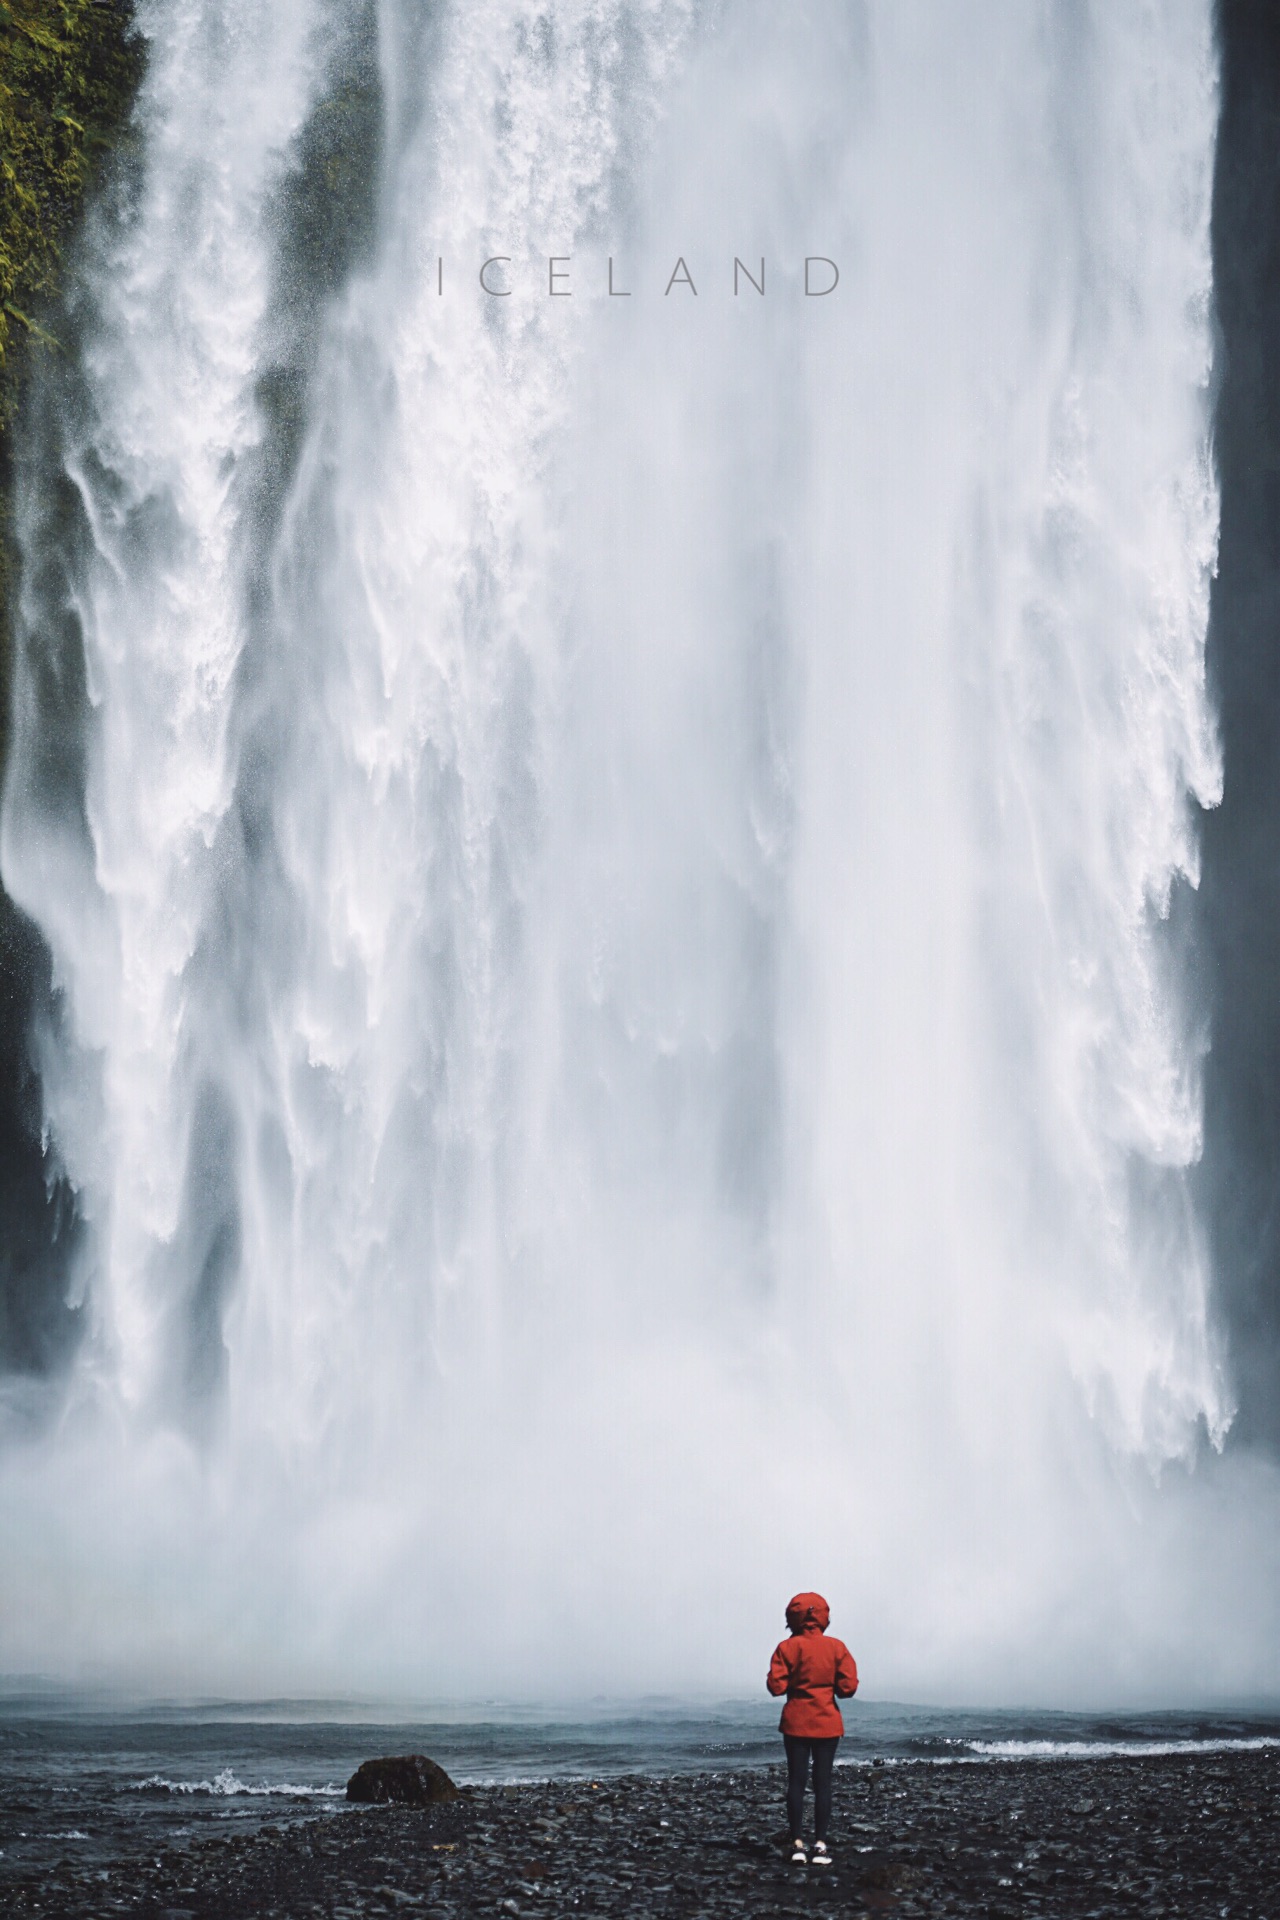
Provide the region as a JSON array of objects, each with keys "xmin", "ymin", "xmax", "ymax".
[{"xmin": 346, "ymin": 1753, "xmax": 459, "ymax": 1805}]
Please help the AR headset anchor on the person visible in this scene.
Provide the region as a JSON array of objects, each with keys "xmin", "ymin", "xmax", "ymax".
[{"xmin": 766, "ymin": 1591, "xmax": 858, "ymax": 1867}]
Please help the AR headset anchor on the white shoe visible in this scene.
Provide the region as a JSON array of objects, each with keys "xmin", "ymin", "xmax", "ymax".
[
  {"xmin": 812, "ymin": 1841, "xmax": 832, "ymax": 1868},
  {"xmin": 790, "ymin": 1839, "xmax": 808, "ymax": 1865}
]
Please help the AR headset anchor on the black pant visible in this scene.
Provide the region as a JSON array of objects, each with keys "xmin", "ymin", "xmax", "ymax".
[{"xmin": 783, "ymin": 1734, "xmax": 839, "ymax": 1840}]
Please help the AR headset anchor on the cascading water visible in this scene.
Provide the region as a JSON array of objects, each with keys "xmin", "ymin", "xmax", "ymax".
[{"xmin": 3, "ymin": 0, "xmax": 1279, "ymax": 1701}]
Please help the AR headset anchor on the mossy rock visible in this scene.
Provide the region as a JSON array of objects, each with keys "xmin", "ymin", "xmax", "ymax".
[{"xmin": 0, "ymin": 0, "xmax": 144, "ymax": 722}]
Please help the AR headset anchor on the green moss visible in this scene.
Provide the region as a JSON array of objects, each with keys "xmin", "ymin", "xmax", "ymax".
[
  {"xmin": 278, "ymin": 67, "xmax": 383, "ymax": 304},
  {"xmin": 0, "ymin": 0, "xmax": 143, "ymax": 749},
  {"xmin": 245, "ymin": 15, "xmax": 382, "ymax": 564}
]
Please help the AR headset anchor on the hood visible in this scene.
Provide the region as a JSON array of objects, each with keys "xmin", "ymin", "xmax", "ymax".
[{"xmin": 785, "ymin": 1591, "xmax": 830, "ymax": 1634}]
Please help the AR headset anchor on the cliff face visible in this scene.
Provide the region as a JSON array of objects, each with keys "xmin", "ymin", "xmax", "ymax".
[
  {"xmin": 1198, "ymin": 0, "xmax": 1280, "ymax": 1447},
  {"xmin": 0, "ymin": 0, "xmax": 141, "ymax": 1384},
  {"xmin": 1, "ymin": 0, "xmax": 144, "ymax": 700}
]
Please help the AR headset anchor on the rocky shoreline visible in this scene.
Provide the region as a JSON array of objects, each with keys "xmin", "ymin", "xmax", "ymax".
[{"xmin": 3, "ymin": 1745, "xmax": 1276, "ymax": 1918}]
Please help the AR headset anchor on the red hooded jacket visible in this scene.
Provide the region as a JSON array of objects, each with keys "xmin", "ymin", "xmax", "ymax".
[{"xmin": 766, "ymin": 1592, "xmax": 858, "ymax": 1738}]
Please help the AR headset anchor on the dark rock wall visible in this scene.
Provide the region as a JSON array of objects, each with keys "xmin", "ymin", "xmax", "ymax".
[
  {"xmin": 1197, "ymin": 0, "xmax": 1280, "ymax": 1446},
  {"xmin": 0, "ymin": 0, "xmax": 142, "ymax": 1397},
  {"xmin": 0, "ymin": 2, "xmax": 385, "ymax": 1396}
]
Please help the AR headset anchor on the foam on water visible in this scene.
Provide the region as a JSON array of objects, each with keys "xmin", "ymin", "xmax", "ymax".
[
  {"xmin": 962, "ymin": 1736, "xmax": 1280, "ymax": 1763},
  {"xmin": 132, "ymin": 1770, "xmax": 344, "ymax": 1798}
]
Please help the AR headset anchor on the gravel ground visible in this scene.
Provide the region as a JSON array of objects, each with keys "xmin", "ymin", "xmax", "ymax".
[{"xmin": 3, "ymin": 1746, "xmax": 1276, "ymax": 1918}]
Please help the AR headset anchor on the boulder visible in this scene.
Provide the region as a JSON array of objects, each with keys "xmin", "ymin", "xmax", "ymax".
[{"xmin": 346, "ymin": 1754, "xmax": 459, "ymax": 1806}]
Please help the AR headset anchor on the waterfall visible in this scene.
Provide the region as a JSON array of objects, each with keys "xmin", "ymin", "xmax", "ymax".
[{"xmin": 3, "ymin": 0, "xmax": 1279, "ymax": 1700}]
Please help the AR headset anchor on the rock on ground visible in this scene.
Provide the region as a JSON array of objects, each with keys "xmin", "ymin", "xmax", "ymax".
[{"xmin": 346, "ymin": 1756, "xmax": 459, "ymax": 1807}]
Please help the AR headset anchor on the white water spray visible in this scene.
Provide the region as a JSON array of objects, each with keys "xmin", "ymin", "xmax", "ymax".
[{"xmin": 4, "ymin": 0, "xmax": 1279, "ymax": 1702}]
